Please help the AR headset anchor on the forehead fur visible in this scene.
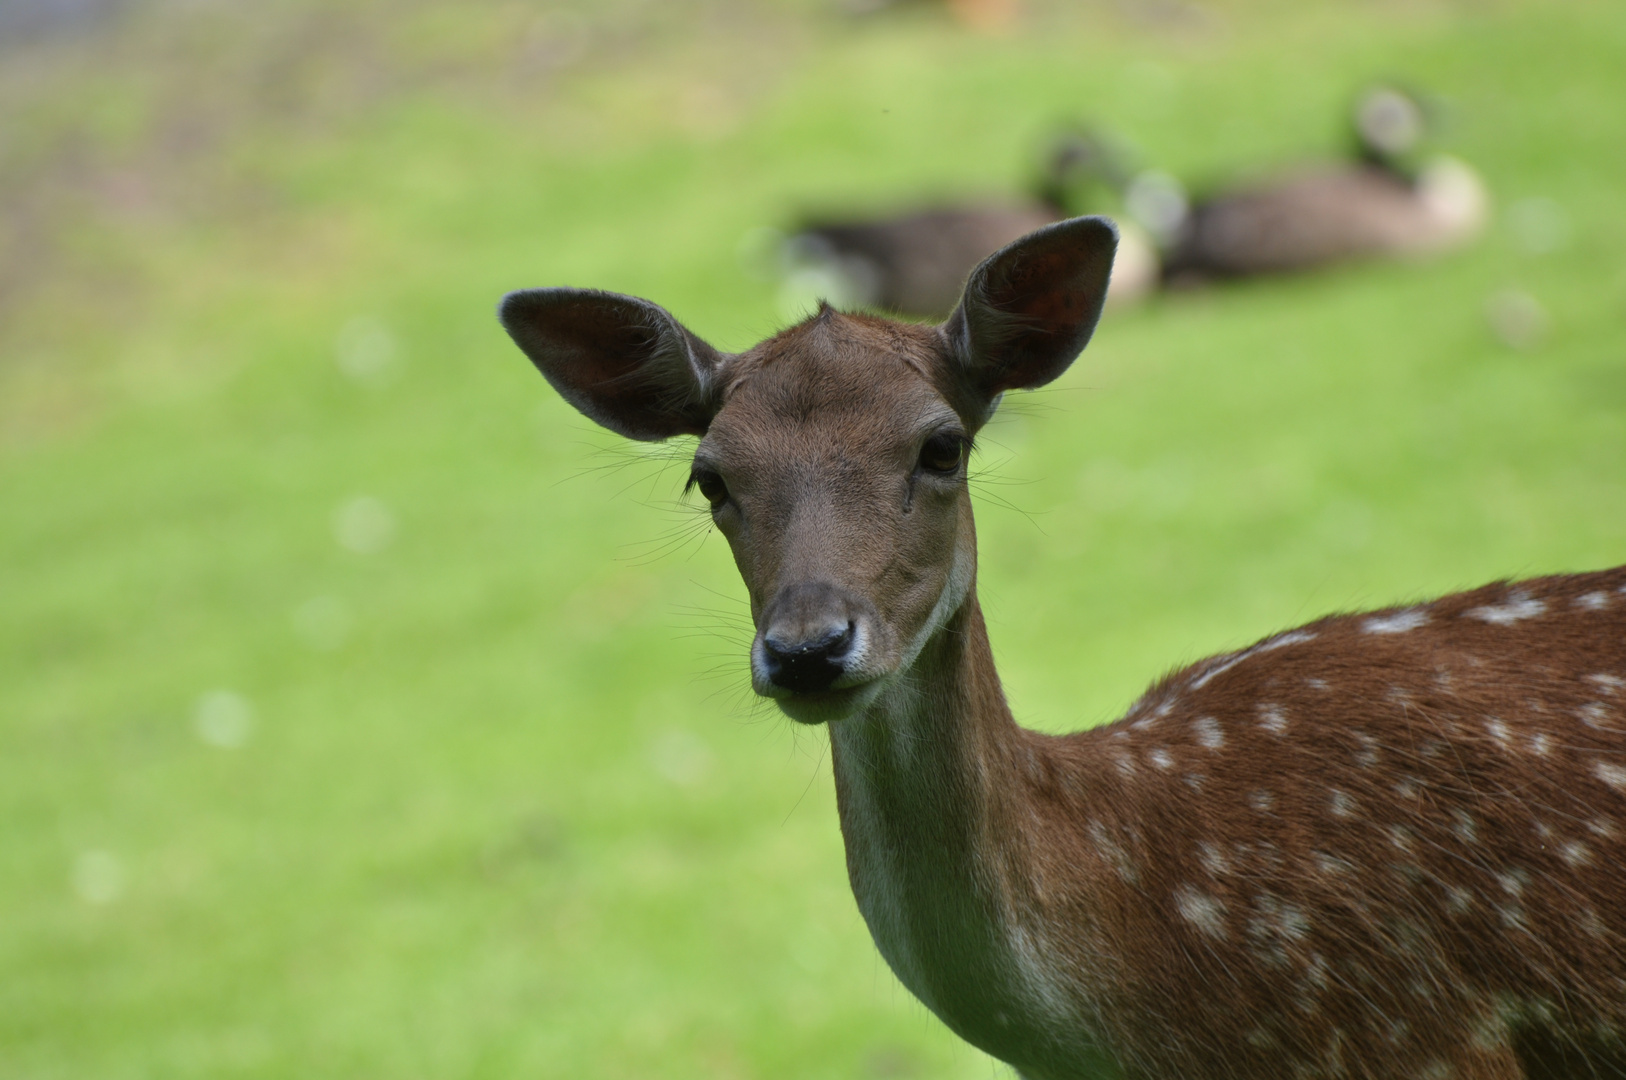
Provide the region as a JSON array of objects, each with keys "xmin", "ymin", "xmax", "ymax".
[{"xmin": 717, "ymin": 309, "xmax": 955, "ymax": 427}]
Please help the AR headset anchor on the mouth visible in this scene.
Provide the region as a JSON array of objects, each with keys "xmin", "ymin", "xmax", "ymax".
[{"xmin": 758, "ymin": 680, "xmax": 886, "ymax": 725}]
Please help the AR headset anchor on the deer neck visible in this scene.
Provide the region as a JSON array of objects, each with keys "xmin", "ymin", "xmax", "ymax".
[{"xmin": 827, "ymin": 591, "xmax": 1113, "ymax": 1072}]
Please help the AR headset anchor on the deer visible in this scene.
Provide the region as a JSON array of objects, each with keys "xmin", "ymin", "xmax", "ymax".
[{"xmin": 497, "ymin": 216, "xmax": 1626, "ymax": 1080}]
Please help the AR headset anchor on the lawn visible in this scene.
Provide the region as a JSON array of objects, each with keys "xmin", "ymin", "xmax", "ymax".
[{"xmin": 1, "ymin": 1, "xmax": 1623, "ymax": 1077}]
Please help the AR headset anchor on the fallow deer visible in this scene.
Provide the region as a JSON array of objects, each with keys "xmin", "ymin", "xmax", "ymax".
[
  {"xmin": 1159, "ymin": 87, "xmax": 1488, "ymax": 283},
  {"xmin": 498, "ymin": 216, "xmax": 1626, "ymax": 1080}
]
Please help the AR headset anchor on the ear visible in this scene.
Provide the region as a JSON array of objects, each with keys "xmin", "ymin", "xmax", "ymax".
[
  {"xmin": 942, "ymin": 215, "xmax": 1117, "ymax": 402},
  {"xmin": 498, "ymin": 288, "xmax": 729, "ymax": 441}
]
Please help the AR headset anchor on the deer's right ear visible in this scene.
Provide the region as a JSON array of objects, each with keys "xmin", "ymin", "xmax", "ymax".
[
  {"xmin": 498, "ymin": 288, "xmax": 728, "ymax": 442},
  {"xmin": 943, "ymin": 216, "xmax": 1117, "ymax": 408}
]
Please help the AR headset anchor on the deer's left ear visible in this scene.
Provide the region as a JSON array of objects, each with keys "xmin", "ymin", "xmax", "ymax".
[
  {"xmin": 499, "ymin": 288, "xmax": 729, "ymax": 442},
  {"xmin": 943, "ymin": 215, "xmax": 1117, "ymax": 402}
]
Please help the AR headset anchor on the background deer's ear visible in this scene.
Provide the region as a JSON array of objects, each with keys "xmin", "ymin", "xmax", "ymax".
[
  {"xmin": 943, "ymin": 216, "xmax": 1118, "ymax": 403},
  {"xmin": 498, "ymin": 288, "xmax": 728, "ymax": 442}
]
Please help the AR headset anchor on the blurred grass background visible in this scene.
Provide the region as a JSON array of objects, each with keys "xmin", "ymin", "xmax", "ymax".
[{"xmin": 1, "ymin": 0, "xmax": 1623, "ymax": 1076}]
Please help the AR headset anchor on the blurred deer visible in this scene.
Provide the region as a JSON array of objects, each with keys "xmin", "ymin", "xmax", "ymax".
[
  {"xmin": 499, "ymin": 217, "xmax": 1625, "ymax": 1080},
  {"xmin": 1155, "ymin": 86, "xmax": 1488, "ymax": 283},
  {"xmin": 785, "ymin": 129, "xmax": 1157, "ymax": 318}
]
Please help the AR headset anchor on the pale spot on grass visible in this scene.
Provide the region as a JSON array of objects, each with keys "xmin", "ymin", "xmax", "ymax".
[
  {"xmin": 73, "ymin": 850, "xmax": 124, "ymax": 905},
  {"xmin": 649, "ymin": 729, "xmax": 714, "ymax": 787},
  {"xmin": 194, "ymin": 690, "xmax": 254, "ymax": 749},
  {"xmin": 334, "ymin": 495, "xmax": 397, "ymax": 554}
]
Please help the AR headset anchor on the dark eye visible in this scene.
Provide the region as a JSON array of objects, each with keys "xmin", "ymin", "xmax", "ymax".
[
  {"xmin": 690, "ymin": 468, "xmax": 729, "ymax": 508},
  {"xmin": 918, "ymin": 432, "xmax": 968, "ymax": 475}
]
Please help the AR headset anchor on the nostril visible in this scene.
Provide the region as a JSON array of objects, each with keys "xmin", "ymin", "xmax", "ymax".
[{"xmin": 761, "ymin": 620, "xmax": 857, "ymax": 693}]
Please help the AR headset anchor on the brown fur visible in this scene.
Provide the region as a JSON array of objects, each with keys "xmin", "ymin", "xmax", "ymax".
[{"xmin": 498, "ymin": 218, "xmax": 1625, "ymax": 1080}]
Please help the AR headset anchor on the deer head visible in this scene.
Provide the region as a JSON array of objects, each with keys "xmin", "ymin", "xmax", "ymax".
[{"xmin": 500, "ymin": 217, "xmax": 1117, "ymax": 725}]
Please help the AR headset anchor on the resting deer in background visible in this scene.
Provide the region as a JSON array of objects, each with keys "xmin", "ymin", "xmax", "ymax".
[{"xmin": 498, "ymin": 217, "xmax": 1626, "ymax": 1080}]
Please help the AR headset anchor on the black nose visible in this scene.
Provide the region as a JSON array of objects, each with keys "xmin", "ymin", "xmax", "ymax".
[{"xmin": 762, "ymin": 621, "xmax": 855, "ymax": 694}]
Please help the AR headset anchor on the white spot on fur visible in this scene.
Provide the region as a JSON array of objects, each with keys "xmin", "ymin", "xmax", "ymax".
[
  {"xmin": 1486, "ymin": 717, "xmax": 1512, "ymax": 746},
  {"xmin": 1352, "ymin": 731, "xmax": 1380, "ymax": 768},
  {"xmin": 1258, "ymin": 703, "xmax": 1288, "ymax": 735},
  {"xmin": 1588, "ymin": 818, "xmax": 1618, "ymax": 839},
  {"xmin": 1453, "ymin": 811, "xmax": 1478, "ymax": 844},
  {"xmin": 1579, "ymin": 703, "xmax": 1613, "ymax": 728},
  {"xmin": 1396, "ymin": 776, "xmax": 1422, "ymax": 799},
  {"xmin": 1194, "ymin": 716, "xmax": 1225, "ymax": 749},
  {"xmin": 1444, "ymin": 886, "xmax": 1473, "ymax": 914},
  {"xmin": 1249, "ymin": 789, "xmax": 1275, "ymax": 812},
  {"xmin": 1312, "ymin": 851, "xmax": 1352, "ymax": 875},
  {"xmin": 1363, "ymin": 608, "xmax": 1428, "ymax": 634},
  {"xmin": 1147, "ymin": 748, "xmax": 1174, "ymax": 770},
  {"xmin": 1561, "ymin": 841, "xmax": 1592, "ymax": 867},
  {"xmin": 1579, "ymin": 907, "xmax": 1607, "ymax": 939},
  {"xmin": 1595, "ymin": 762, "xmax": 1626, "ymax": 793},
  {"xmin": 1329, "ymin": 790, "xmax": 1357, "ymax": 818},
  {"xmin": 1497, "ymin": 869, "xmax": 1528, "ymax": 897},
  {"xmin": 1198, "ymin": 841, "xmax": 1231, "ymax": 876},
  {"xmin": 1114, "ymin": 754, "xmax": 1137, "ymax": 778},
  {"xmin": 1089, "ymin": 821, "xmax": 1138, "ymax": 884},
  {"xmin": 1174, "ymin": 886, "xmax": 1228, "ymax": 940},
  {"xmin": 1577, "ymin": 591, "xmax": 1610, "ymax": 610},
  {"xmin": 1189, "ymin": 632, "xmax": 1316, "ymax": 690},
  {"xmin": 1466, "ymin": 590, "xmax": 1547, "ymax": 625},
  {"xmin": 1528, "ymin": 732, "xmax": 1552, "ymax": 756},
  {"xmin": 1587, "ymin": 673, "xmax": 1624, "ymax": 694},
  {"xmin": 1388, "ymin": 825, "xmax": 1414, "ymax": 852}
]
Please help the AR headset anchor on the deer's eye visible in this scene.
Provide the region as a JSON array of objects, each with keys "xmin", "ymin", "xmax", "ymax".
[
  {"xmin": 918, "ymin": 433, "xmax": 968, "ymax": 475},
  {"xmin": 690, "ymin": 468, "xmax": 729, "ymax": 508}
]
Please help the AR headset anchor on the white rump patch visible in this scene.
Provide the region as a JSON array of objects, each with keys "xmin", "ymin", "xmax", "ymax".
[
  {"xmin": 1258, "ymin": 703, "xmax": 1288, "ymax": 735},
  {"xmin": 1194, "ymin": 716, "xmax": 1225, "ymax": 749},
  {"xmin": 1595, "ymin": 762, "xmax": 1626, "ymax": 793},
  {"xmin": 1363, "ymin": 608, "xmax": 1429, "ymax": 635},
  {"xmin": 1465, "ymin": 591, "xmax": 1547, "ymax": 625},
  {"xmin": 1174, "ymin": 886, "xmax": 1228, "ymax": 940}
]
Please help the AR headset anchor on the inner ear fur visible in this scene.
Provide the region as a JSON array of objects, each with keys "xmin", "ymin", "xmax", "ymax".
[
  {"xmin": 943, "ymin": 215, "xmax": 1118, "ymax": 405},
  {"xmin": 499, "ymin": 288, "xmax": 728, "ymax": 442}
]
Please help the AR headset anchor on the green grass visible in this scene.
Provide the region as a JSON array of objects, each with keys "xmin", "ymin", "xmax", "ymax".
[{"xmin": 2, "ymin": 1, "xmax": 1624, "ymax": 1076}]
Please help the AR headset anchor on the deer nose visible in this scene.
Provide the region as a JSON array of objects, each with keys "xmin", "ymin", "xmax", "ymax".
[{"xmin": 761, "ymin": 620, "xmax": 855, "ymax": 694}]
